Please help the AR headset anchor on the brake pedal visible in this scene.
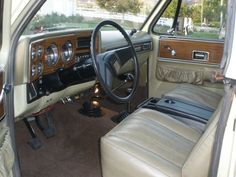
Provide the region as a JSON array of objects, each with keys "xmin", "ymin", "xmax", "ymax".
[{"xmin": 35, "ymin": 112, "xmax": 56, "ymax": 138}]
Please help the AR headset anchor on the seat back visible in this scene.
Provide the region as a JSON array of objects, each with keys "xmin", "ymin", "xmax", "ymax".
[{"xmin": 182, "ymin": 99, "xmax": 223, "ymax": 177}]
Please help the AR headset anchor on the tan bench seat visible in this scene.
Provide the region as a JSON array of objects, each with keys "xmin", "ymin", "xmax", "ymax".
[
  {"xmin": 164, "ymin": 84, "xmax": 222, "ymax": 110},
  {"xmin": 101, "ymin": 101, "xmax": 222, "ymax": 177}
]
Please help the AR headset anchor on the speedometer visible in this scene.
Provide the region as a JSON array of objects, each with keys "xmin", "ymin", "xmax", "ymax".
[
  {"xmin": 61, "ymin": 41, "xmax": 73, "ymax": 62},
  {"xmin": 45, "ymin": 44, "xmax": 59, "ymax": 66}
]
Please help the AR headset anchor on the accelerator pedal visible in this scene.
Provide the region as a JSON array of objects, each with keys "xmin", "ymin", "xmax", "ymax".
[{"xmin": 111, "ymin": 111, "xmax": 130, "ymax": 123}]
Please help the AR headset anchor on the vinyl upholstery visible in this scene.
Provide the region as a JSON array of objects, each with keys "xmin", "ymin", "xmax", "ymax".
[
  {"xmin": 164, "ymin": 84, "xmax": 222, "ymax": 110},
  {"xmin": 101, "ymin": 101, "xmax": 222, "ymax": 177}
]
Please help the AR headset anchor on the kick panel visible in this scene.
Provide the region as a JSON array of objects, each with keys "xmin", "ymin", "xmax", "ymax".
[{"xmin": 159, "ymin": 38, "xmax": 224, "ymax": 64}]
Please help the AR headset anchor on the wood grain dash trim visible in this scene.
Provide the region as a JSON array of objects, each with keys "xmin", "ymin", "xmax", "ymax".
[{"xmin": 29, "ymin": 30, "xmax": 100, "ymax": 82}]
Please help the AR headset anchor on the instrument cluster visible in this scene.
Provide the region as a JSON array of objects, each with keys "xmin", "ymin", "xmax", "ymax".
[
  {"xmin": 30, "ymin": 45, "xmax": 44, "ymax": 77},
  {"xmin": 29, "ymin": 30, "xmax": 100, "ymax": 82},
  {"xmin": 30, "ymin": 38, "xmax": 76, "ymax": 81}
]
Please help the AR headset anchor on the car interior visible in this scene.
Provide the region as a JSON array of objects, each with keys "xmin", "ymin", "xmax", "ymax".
[{"xmin": 2, "ymin": 0, "xmax": 229, "ymax": 176}]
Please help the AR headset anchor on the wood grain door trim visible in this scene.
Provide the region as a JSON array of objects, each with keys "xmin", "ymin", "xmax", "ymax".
[{"xmin": 159, "ymin": 39, "xmax": 224, "ymax": 64}]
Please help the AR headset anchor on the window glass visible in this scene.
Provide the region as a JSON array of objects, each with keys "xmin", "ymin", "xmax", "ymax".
[
  {"xmin": 154, "ymin": 0, "xmax": 227, "ymax": 40},
  {"xmin": 23, "ymin": 0, "xmax": 160, "ymax": 35}
]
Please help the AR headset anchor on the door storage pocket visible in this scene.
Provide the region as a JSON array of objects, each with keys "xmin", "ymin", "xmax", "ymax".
[
  {"xmin": 156, "ymin": 63, "xmax": 204, "ymax": 85},
  {"xmin": 0, "ymin": 127, "xmax": 14, "ymax": 177}
]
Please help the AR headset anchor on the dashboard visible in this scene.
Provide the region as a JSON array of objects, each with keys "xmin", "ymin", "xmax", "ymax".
[
  {"xmin": 14, "ymin": 29, "xmax": 152, "ymax": 120},
  {"xmin": 28, "ymin": 30, "xmax": 99, "ymax": 103}
]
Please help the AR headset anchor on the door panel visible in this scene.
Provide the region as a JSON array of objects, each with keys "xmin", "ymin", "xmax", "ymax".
[
  {"xmin": 141, "ymin": 0, "xmax": 226, "ymax": 98},
  {"xmin": 0, "ymin": 69, "xmax": 5, "ymax": 120},
  {"xmin": 147, "ymin": 36, "xmax": 224, "ymax": 98},
  {"xmin": 156, "ymin": 37, "xmax": 224, "ymax": 87},
  {"xmin": 0, "ymin": 70, "xmax": 5, "ymax": 120},
  {"xmin": 159, "ymin": 38, "xmax": 224, "ymax": 64},
  {"xmin": 0, "ymin": 0, "xmax": 21, "ymax": 176}
]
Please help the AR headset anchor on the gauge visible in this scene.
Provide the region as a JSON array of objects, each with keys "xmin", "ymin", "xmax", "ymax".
[
  {"xmin": 45, "ymin": 44, "xmax": 59, "ymax": 66},
  {"xmin": 37, "ymin": 46, "xmax": 44, "ymax": 59},
  {"xmin": 37, "ymin": 62, "xmax": 43, "ymax": 75},
  {"xmin": 61, "ymin": 41, "xmax": 73, "ymax": 62},
  {"xmin": 31, "ymin": 64, "xmax": 37, "ymax": 77},
  {"xmin": 31, "ymin": 47, "xmax": 36, "ymax": 60}
]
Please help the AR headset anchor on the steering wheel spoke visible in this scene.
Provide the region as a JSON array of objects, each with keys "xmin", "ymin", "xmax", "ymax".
[
  {"xmin": 96, "ymin": 52, "xmax": 116, "ymax": 89},
  {"xmin": 114, "ymin": 46, "xmax": 134, "ymax": 66}
]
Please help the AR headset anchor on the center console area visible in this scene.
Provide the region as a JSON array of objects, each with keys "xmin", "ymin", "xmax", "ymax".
[{"xmin": 138, "ymin": 97, "xmax": 214, "ymax": 124}]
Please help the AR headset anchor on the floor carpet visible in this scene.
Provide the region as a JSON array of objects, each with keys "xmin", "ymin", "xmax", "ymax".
[
  {"xmin": 15, "ymin": 86, "xmax": 147, "ymax": 177},
  {"xmin": 15, "ymin": 102, "xmax": 116, "ymax": 177}
]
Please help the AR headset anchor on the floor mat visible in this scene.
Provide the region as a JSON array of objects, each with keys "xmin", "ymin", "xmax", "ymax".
[{"xmin": 15, "ymin": 102, "xmax": 116, "ymax": 177}]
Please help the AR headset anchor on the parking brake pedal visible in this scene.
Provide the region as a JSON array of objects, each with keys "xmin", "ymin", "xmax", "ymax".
[{"xmin": 35, "ymin": 112, "xmax": 56, "ymax": 138}]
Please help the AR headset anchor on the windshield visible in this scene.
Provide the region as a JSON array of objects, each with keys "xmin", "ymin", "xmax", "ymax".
[{"xmin": 24, "ymin": 0, "xmax": 159, "ymax": 35}]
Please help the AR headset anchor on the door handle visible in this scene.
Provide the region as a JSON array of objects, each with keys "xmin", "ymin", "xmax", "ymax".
[
  {"xmin": 0, "ymin": 86, "xmax": 4, "ymax": 103},
  {"xmin": 0, "ymin": 84, "xmax": 11, "ymax": 104},
  {"xmin": 192, "ymin": 50, "xmax": 209, "ymax": 61}
]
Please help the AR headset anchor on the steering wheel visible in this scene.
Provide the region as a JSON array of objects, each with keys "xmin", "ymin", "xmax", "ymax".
[{"xmin": 90, "ymin": 20, "xmax": 139, "ymax": 103}]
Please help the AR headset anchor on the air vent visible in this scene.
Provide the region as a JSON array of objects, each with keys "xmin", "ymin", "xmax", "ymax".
[{"xmin": 77, "ymin": 37, "xmax": 91, "ymax": 49}]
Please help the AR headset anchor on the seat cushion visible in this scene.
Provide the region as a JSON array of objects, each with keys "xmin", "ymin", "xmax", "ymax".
[
  {"xmin": 101, "ymin": 108, "xmax": 201, "ymax": 177},
  {"xmin": 164, "ymin": 84, "xmax": 222, "ymax": 110}
]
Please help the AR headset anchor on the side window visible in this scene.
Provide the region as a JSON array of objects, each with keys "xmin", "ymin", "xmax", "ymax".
[{"xmin": 153, "ymin": 0, "xmax": 227, "ymax": 40}]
